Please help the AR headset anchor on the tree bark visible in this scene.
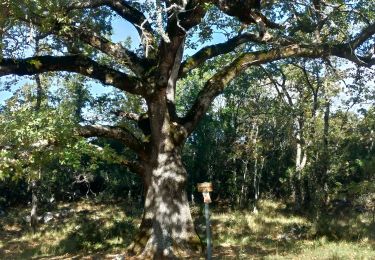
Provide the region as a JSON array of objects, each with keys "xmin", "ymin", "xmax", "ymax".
[
  {"xmin": 30, "ymin": 179, "xmax": 38, "ymax": 233},
  {"xmin": 254, "ymin": 157, "xmax": 264, "ymax": 213},
  {"xmin": 127, "ymin": 151, "xmax": 201, "ymax": 259},
  {"xmin": 319, "ymin": 98, "xmax": 330, "ymax": 206},
  {"xmin": 30, "ymin": 67, "xmax": 42, "ymax": 233},
  {"xmin": 294, "ymin": 119, "xmax": 307, "ymax": 211},
  {"xmin": 127, "ymin": 90, "xmax": 201, "ymax": 258}
]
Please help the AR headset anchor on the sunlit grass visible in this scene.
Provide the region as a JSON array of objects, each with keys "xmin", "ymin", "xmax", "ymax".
[
  {"xmin": 0, "ymin": 199, "xmax": 141, "ymax": 259},
  {"xmin": 1, "ymin": 199, "xmax": 374, "ymax": 259},
  {"xmin": 204, "ymin": 200, "xmax": 375, "ymax": 259}
]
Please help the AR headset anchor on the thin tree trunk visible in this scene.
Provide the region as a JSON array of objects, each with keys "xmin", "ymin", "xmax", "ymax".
[
  {"xmin": 240, "ymin": 160, "xmax": 249, "ymax": 208},
  {"xmin": 234, "ymin": 158, "xmax": 240, "ymax": 206},
  {"xmin": 294, "ymin": 119, "xmax": 307, "ymax": 211},
  {"xmin": 254, "ymin": 157, "xmax": 264, "ymax": 214},
  {"xmin": 320, "ymin": 99, "xmax": 330, "ymax": 206},
  {"xmin": 253, "ymin": 155, "xmax": 259, "ymax": 213},
  {"xmin": 30, "ymin": 179, "xmax": 38, "ymax": 233},
  {"xmin": 294, "ymin": 137, "xmax": 302, "ymax": 209},
  {"xmin": 35, "ymin": 74, "xmax": 42, "ymax": 111},
  {"xmin": 248, "ymin": 121, "xmax": 259, "ymax": 212},
  {"xmin": 252, "ymin": 123, "xmax": 259, "ymax": 213},
  {"xmin": 30, "ymin": 50, "xmax": 43, "ymax": 231}
]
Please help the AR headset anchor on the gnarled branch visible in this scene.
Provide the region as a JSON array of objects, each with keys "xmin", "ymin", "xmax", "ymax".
[
  {"xmin": 67, "ymin": 0, "xmax": 156, "ymax": 55},
  {"xmin": 179, "ymin": 32, "xmax": 282, "ymax": 78},
  {"xmin": 78, "ymin": 124, "xmax": 146, "ymax": 157},
  {"xmin": 62, "ymin": 26, "xmax": 152, "ymax": 75},
  {"xmin": 329, "ymin": 22, "xmax": 375, "ymax": 66},
  {"xmin": 15, "ymin": 11, "xmax": 151, "ymax": 76},
  {"xmin": 157, "ymin": 1, "xmax": 206, "ymax": 90},
  {"xmin": 182, "ymin": 39, "xmax": 375, "ymax": 134},
  {"xmin": 208, "ymin": 0, "xmax": 281, "ymax": 29},
  {"xmin": 350, "ymin": 22, "xmax": 375, "ymax": 49},
  {"xmin": 0, "ymin": 55, "xmax": 145, "ymax": 95},
  {"xmin": 114, "ymin": 110, "xmax": 141, "ymax": 122}
]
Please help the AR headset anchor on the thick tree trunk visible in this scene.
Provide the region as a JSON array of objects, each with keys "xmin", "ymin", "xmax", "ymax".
[
  {"xmin": 127, "ymin": 152, "xmax": 201, "ymax": 259},
  {"xmin": 127, "ymin": 90, "xmax": 201, "ymax": 258}
]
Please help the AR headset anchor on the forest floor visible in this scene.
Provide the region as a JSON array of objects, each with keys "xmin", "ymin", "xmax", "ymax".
[{"xmin": 0, "ymin": 199, "xmax": 374, "ymax": 259}]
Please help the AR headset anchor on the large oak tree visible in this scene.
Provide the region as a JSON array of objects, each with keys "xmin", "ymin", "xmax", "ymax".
[{"xmin": 1, "ymin": 0, "xmax": 374, "ymax": 258}]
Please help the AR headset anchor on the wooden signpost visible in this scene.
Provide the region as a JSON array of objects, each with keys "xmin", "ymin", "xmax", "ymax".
[{"xmin": 197, "ymin": 182, "xmax": 213, "ymax": 260}]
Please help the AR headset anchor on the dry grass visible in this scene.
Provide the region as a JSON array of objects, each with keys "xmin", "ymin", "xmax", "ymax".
[
  {"xmin": 0, "ymin": 199, "xmax": 374, "ymax": 259},
  {"xmin": 0, "ymin": 199, "xmax": 141, "ymax": 259},
  {"xmin": 203, "ymin": 200, "xmax": 375, "ymax": 259}
]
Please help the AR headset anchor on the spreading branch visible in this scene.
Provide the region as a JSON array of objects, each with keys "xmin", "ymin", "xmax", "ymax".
[
  {"xmin": 178, "ymin": 8, "xmax": 374, "ymax": 79},
  {"xmin": 67, "ymin": 0, "xmax": 156, "ymax": 54},
  {"xmin": 208, "ymin": 0, "xmax": 281, "ymax": 29},
  {"xmin": 0, "ymin": 55, "xmax": 145, "ymax": 95},
  {"xmin": 63, "ymin": 26, "xmax": 152, "ymax": 75},
  {"xmin": 350, "ymin": 22, "xmax": 375, "ymax": 49},
  {"xmin": 170, "ymin": 1, "xmax": 206, "ymax": 32},
  {"xmin": 78, "ymin": 124, "xmax": 146, "ymax": 157},
  {"xmin": 179, "ymin": 32, "xmax": 286, "ymax": 78},
  {"xmin": 330, "ymin": 22, "xmax": 375, "ymax": 66},
  {"xmin": 182, "ymin": 37, "xmax": 375, "ymax": 134},
  {"xmin": 114, "ymin": 110, "xmax": 141, "ymax": 122},
  {"xmin": 15, "ymin": 11, "xmax": 151, "ymax": 76}
]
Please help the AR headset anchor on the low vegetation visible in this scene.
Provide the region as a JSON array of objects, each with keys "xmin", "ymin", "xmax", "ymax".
[{"xmin": 1, "ymin": 199, "xmax": 374, "ymax": 259}]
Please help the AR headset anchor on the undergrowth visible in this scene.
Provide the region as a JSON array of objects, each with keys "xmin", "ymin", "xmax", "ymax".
[{"xmin": 0, "ymin": 199, "xmax": 374, "ymax": 259}]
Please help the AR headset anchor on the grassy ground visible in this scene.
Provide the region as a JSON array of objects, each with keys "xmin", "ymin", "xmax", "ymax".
[
  {"xmin": 0, "ymin": 199, "xmax": 374, "ymax": 259},
  {"xmin": 207, "ymin": 200, "xmax": 375, "ymax": 259}
]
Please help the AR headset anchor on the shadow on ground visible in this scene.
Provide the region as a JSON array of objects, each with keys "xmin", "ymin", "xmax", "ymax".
[
  {"xmin": 193, "ymin": 200, "xmax": 375, "ymax": 259},
  {"xmin": 1, "ymin": 199, "xmax": 374, "ymax": 259},
  {"xmin": 0, "ymin": 200, "xmax": 141, "ymax": 259}
]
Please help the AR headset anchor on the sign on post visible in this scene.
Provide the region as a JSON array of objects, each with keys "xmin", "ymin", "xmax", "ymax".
[
  {"xmin": 197, "ymin": 182, "xmax": 213, "ymax": 204},
  {"xmin": 197, "ymin": 182, "xmax": 213, "ymax": 260}
]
